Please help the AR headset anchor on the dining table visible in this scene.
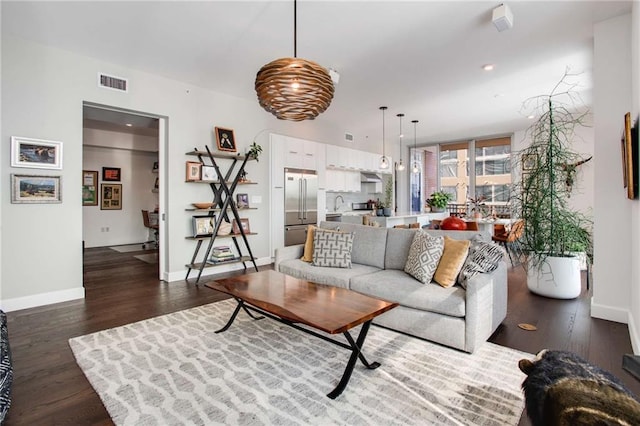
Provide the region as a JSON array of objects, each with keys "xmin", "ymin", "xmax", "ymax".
[{"xmin": 474, "ymin": 218, "xmax": 515, "ymax": 235}]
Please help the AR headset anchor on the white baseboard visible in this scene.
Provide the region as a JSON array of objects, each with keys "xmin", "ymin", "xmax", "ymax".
[
  {"xmin": 628, "ymin": 311, "xmax": 640, "ymax": 355},
  {"xmin": 591, "ymin": 300, "xmax": 629, "ymax": 324},
  {"xmin": 1, "ymin": 287, "xmax": 85, "ymax": 312},
  {"xmin": 166, "ymin": 257, "xmax": 273, "ymax": 283}
]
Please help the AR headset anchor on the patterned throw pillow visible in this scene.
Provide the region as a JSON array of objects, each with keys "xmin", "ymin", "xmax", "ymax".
[
  {"xmin": 404, "ymin": 230, "xmax": 445, "ymax": 284},
  {"xmin": 312, "ymin": 228, "xmax": 354, "ymax": 268},
  {"xmin": 457, "ymin": 241, "xmax": 505, "ymax": 289},
  {"xmin": 434, "ymin": 236, "xmax": 471, "ymax": 288}
]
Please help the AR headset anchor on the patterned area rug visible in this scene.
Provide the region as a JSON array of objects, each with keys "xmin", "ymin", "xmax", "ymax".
[{"xmin": 69, "ymin": 300, "xmax": 529, "ymax": 425}]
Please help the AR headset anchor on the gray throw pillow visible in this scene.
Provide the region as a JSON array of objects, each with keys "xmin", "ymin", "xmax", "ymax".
[
  {"xmin": 457, "ymin": 241, "xmax": 505, "ymax": 288},
  {"xmin": 404, "ymin": 230, "xmax": 445, "ymax": 284},
  {"xmin": 312, "ymin": 228, "xmax": 354, "ymax": 268}
]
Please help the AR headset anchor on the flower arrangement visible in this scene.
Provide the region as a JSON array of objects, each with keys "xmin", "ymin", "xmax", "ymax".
[{"xmin": 468, "ymin": 195, "xmax": 487, "ymax": 218}]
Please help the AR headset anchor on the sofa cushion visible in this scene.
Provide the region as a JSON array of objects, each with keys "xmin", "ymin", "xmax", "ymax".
[
  {"xmin": 434, "ymin": 236, "xmax": 471, "ymax": 288},
  {"xmin": 385, "ymin": 227, "xmax": 419, "ymax": 270},
  {"xmin": 300, "ymin": 225, "xmax": 340, "ymax": 262},
  {"xmin": 404, "ymin": 230, "xmax": 445, "ymax": 284},
  {"xmin": 457, "ymin": 241, "xmax": 505, "ymax": 289},
  {"xmin": 312, "ymin": 229, "xmax": 354, "ymax": 268},
  {"xmin": 319, "ymin": 222, "xmax": 388, "ymax": 269},
  {"xmin": 278, "ymin": 258, "xmax": 380, "ymax": 289},
  {"xmin": 350, "ymin": 269, "xmax": 466, "ymax": 317}
]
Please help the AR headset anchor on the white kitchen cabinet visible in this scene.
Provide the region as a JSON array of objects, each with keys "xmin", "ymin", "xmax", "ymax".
[
  {"xmin": 325, "ymin": 169, "xmax": 361, "ymax": 192},
  {"xmin": 284, "ymin": 137, "xmax": 317, "ymax": 170},
  {"xmin": 270, "ymin": 134, "xmax": 285, "ymax": 188}
]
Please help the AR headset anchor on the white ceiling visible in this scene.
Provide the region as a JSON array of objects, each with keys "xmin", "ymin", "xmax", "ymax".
[{"xmin": 2, "ymin": 1, "xmax": 632, "ymax": 143}]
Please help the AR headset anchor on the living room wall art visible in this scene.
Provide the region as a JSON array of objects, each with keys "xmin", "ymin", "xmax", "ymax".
[
  {"xmin": 102, "ymin": 167, "xmax": 121, "ymax": 182},
  {"xmin": 82, "ymin": 170, "xmax": 98, "ymax": 206},
  {"xmin": 10, "ymin": 136, "xmax": 63, "ymax": 170},
  {"xmin": 11, "ymin": 174, "xmax": 62, "ymax": 204}
]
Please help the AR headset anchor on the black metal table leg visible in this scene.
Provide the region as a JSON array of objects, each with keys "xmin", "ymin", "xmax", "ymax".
[
  {"xmin": 215, "ymin": 300, "xmax": 244, "ymax": 333},
  {"xmin": 327, "ymin": 320, "xmax": 378, "ymax": 399}
]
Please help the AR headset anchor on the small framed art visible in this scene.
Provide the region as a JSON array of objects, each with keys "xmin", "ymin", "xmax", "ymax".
[
  {"xmin": 186, "ymin": 161, "xmax": 201, "ymax": 181},
  {"xmin": 201, "ymin": 165, "xmax": 216, "ymax": 181},
  {"xmin": 11, "ymin": 174, "xmax": 62, "ymax": 204},
  {"xmin": 11, "ymin": 136, "xmax": 63, "ymax": 170},
  {"xmin": 232, "ymin": 218, "xmax": 250, "ymax": 234},
  {"xmin": 236, "ymin": 193, "xmax": 249, "ymax": 208},
  {"xmin": 192, "ymin": 215, "xmax": 216, "ymax": 237},
  {"xmin": 215, "ymin": 127, "xmax": 236, "ymax": 152},
  {"xmin": 101, "ymin": 183, "xmax": 122, "ymax": 210},
  {"xmin": 102, "ymin": 167, "xmax": 121, "ymax": 182},
  {"xmin": 82, "ymin": 170, "xmax": 98, "ymax": 206}
]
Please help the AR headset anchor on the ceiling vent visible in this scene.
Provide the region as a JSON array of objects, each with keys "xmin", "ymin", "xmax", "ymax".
[
  {"xmin": 98, "ymin": 73, "xmax": 128, "ymax": 92},
  {"xmin": 345, "ymin": 132, "xmax": 354, "ymax": 143}
]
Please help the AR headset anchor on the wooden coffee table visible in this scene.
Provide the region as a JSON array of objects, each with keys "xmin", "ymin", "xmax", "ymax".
[{"xmin": 205, "ymin": 270, "xmax": 398, "ymax": 399}]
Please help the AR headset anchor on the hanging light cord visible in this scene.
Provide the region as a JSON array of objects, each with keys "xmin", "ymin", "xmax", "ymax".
[{"xmin": 293, "ymin": 0, "xmax": 297, "ymax": 58}]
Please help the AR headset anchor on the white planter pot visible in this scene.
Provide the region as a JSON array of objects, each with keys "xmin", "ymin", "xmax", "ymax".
[{"xmin": 526, "ymin": 255, "xmax": 581, "ymax": 299}]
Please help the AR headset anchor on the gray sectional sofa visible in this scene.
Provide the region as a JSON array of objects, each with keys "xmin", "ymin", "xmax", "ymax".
[{"xmin": 274, "ymin": 221, "xmax": 508, "ymax": 353}]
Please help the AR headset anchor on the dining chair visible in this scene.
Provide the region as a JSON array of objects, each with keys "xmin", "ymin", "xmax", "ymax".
[
  {"xmin": 491, "ymin": 219, "xmax": 524, "ymax": 266},
  {"xmin": 465, "ymin": 221, "xmax": 479, "ymax": 231}
]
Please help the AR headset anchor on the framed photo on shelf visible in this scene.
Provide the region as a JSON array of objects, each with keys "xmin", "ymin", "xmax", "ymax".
[
  {"xmin": 232, "ymin": 218, "xmax": 250, "ymax": 234},
  {"xmin": 201, "ymin": 165, "xmax": 216, "ymax": 181},
  {"xmin": 102, "ymin": 167, "xmax": 121, "ymax": 182},
  {"xmin": 186, "ymin": 161, "xmax": 201, "ymax": 181},
  {"xmin": 192, "ymin": 215, "xmax": 216, "ymax": 237},
  {"xmin": 101, "ymin": 183, "xmax": 122, "ymax": 210},
  {"xmin": 215, "ymin": 127, "xmax": 236, "ymax": 152},
  {"xmin": 236, "ymin": 193, "xmax": 249, "ymax": 208},
  {"xmin": 82, "ymin": 170, "xmax": 98, "ymax": 206},
  {"xmin": 11, "ymin": 136, "xmax": 63, "ymax": 170},
  {"xmin": 11, "ymin": 174, "xmax": 62, "ymax": 204}
]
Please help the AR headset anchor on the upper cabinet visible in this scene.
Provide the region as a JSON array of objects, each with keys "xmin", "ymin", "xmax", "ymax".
[
  {"xmin": 326, "ymin": 145, "xmax": 392, "ymax": 174},
  {"xmin": 284, "ymin": 137, "xmax": 318, "ymax": 170}
]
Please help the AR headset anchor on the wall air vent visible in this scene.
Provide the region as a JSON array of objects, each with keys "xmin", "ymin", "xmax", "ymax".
[
  {"xmin": 345, "ymin": 132, "xmax": 354, "ymax": 143},
  {"xmin": 98, "ymin": 73, "xmax": 128, "ymax": 92}
]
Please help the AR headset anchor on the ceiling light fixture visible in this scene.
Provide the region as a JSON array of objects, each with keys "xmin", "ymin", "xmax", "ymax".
[
  {"xmin": 254, "ymin": 0, "xmax": 334, "ymax": 121},
  {"xmin": 412, "ymin": 120, "xmax": 420, "ymax": 174},
  {"xmin": 379, "ymin": 106, "xmax": 389, "ymax": 169},
  {"xmin": 483, "ymin": 64, "xmax": 495, "ymax": 71},
  {"xmin": 396, "ymin": 113, "xmax": 405, "ymax": 171}
]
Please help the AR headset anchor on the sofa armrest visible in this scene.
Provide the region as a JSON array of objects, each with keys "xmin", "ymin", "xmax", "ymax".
[
  {"xmin": 274, "ymin": 244, "xmax": 304, "ymax": 272},
  {"xmin": 463, "ymin": 261, "xmax": 508, "ymax": 352}
]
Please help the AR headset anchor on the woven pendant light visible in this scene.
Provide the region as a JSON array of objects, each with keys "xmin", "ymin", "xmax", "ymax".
[{"xmin": 255, "ymin": 0, "xmax": 334, "ymax": 121}]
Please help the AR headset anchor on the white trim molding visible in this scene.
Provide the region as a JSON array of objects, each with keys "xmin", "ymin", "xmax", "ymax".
[{"xmin": 1, "ymin": 287, "xmax": 85, "ymax": 312}]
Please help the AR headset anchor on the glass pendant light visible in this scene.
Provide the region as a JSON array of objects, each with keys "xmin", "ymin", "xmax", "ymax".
[
  {"xmin": 396, "ymin": 113, "xmax": 405, "ymax": 171},
  {"xmin": 379, "ymin": 106, "xmax": 389, "ymax": 169},
  {"xmin": 412, "ymin": 120, "xmax": 420, "ymax": 174}
]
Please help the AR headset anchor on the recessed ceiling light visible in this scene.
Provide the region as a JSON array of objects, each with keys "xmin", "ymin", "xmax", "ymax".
[
  {"xmin": 494, "ymin": 93, "xmax": 505, "ymax": 98},
  {"xmin": 125, "ymin": 123, "xmax": 133, "ymax": 127},
  {"xmin": 482, "ymin": 64, "xmax": 495, "ymax": 71},
  {"xmin": 527, "ymin": 115, "xmax": 535, "ymax": 119}
]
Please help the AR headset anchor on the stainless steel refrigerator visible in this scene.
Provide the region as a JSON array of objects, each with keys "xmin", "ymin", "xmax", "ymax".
[{"xmin": 284, "ymin": 168, "xmax": 318, "ymax": 246}]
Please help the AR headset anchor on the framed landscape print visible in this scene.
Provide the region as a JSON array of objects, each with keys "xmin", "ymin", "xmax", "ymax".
[
  {"xmin": 11, "ymin": 136, "xmax": 63, "ymax": 170},
  {"xmin": 82, "ymin": 170, "xmax": 98, "ymax": 206},
  {"xmin": 11, "ymin": 174, "xmax": 62, "ymax": 204},
  {"xmin": 215, "ymin": 127, "xmax": 236, "ymax": 152},
  {"xmin": 101, "ymin": 183, "xmax": 122, "ymax": 210},
  {"xmin": 102, "ymin": 167, "xmax": 121, "ymax": 182}
]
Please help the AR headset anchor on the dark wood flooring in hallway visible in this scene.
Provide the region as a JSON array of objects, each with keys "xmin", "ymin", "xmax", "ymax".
[{"xmin": 2, "ymin": 246, "xmax": 638, "ymax": 425}]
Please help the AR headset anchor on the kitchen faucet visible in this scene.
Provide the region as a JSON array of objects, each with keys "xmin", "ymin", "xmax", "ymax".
[{"xmin": 334, "ymin": 195, "xmax": 344, "ymax": 211}]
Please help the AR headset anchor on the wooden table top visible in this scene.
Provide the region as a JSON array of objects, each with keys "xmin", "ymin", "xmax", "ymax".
[{"xmin": 206, "ymin": 270, "xmax": 398, "ymax": 334}]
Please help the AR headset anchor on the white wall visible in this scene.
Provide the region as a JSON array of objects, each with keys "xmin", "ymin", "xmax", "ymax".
[
  {"xmin": 629, "ymin": 3, "xmax": 640, "ymax": 353},
  {"xmin": 82, "ymin": 146, "xmax": 158, "ymax": 248},
  {"xmin": 0, "ymin": 35, "xmax": 356, "ymax": 310},
  {"xmin": 592, "ymin": 14, "xmax": 634, "ymax": 325}
]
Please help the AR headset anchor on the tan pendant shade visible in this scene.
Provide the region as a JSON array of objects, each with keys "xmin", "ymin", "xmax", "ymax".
[{"xmin": 255, "ymin": 57, "xmax": 334, "ymax": 121}]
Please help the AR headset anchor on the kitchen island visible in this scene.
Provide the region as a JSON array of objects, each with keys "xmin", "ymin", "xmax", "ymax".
[{"xmin": 340, "ymin": 211, "xmax": 448, "ymax": 228}]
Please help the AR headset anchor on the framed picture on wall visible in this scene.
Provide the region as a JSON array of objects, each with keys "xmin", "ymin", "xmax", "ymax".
[
  {"xmin": 11, "ymin": 136, "xmax": 63, "ymax": 170},
  {"xmin": 186, "ymin": 161, "xmax": 201, "ymax": 181},
  {"xmin": 101, "ymin": 183, "xmax": 122, "ymax": 210},
  {"xmin": 214, "ymin": 127, "xmax": 236, "ymax": 152},
  {"xmin": 102, "ymin": 167, "xmax": 121, "ymax": 182},
  {"xmin": 82, "ymin": 170, "xmax": 98, "ymax": 206},
  {"xmin": 11, "ymin": 174, "xmax": 62, "ymax": 204}
]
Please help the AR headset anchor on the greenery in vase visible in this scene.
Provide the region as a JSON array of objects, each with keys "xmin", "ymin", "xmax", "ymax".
[
  {"xmin": 383, "ymin": 176, "xmax": 393, "ymax": 209},
  {"xmin": 247, "ymin": 142, "xmax": 263, "ymax": 161},
  {"xmin": 428, "ymin": 191, "xmax": 453, "ymax": 209},
  {"xmin": 511, "ymin": 72, "xmax": 593, "ymax": 269}
]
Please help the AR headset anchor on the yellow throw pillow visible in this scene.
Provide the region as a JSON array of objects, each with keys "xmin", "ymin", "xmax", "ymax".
[
  {"xmin": 434, "ymin": 236, "xmax": 471, "ymax": 288},
  {"xmin": 300, "ymin": 225, "xmax": 317, "ymax": 262}
]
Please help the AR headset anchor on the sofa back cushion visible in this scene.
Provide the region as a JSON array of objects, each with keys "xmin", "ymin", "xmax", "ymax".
[
  {"xmin": 319, "ymin": 221, "xmax": 388, "ymax": 269},
  {"xmin": 385, "ymin": 227, "xmax": 419, "ymax": 270}
]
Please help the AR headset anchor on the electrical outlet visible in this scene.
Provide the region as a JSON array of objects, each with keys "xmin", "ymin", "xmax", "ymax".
[{"xmin": 251, "ymin": 195, "xmax": 262, "ymax": 204}]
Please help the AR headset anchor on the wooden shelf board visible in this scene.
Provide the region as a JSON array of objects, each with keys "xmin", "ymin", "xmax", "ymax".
[
  {"xmin": 185, "ymin": 207, "xmax": 257, "ymax": 212},
  {"xmin": 185, "ymin": 151, "xmax": 257, "ymax": 161},
  {"xmin": 186, "ymin": 256, "xmax": 253, "ymax": 269},
  {"xmin": 185, "ymin": 233, "xmax": 257, "ymax": 241},
  {"xmin": 185, "ymin": 180, "xmax": 257, "ymax": 185}
]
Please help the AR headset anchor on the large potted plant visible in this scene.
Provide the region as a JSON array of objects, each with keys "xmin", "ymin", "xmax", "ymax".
[
  {"xmin": 428, "ymin": 191, "xmax": 452, "ymax": 213},
  {"xmin": 513, "ymin": 73, "xmax": 593, "ymax": 299},
  {"xmin": 383, "ymin": 176, "xmax": 393, "ymax": 216}
]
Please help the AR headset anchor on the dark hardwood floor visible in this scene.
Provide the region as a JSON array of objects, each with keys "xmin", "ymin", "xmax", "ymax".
[{"xmin": 3, "ymin": 247, "xmax": 639, "ymax": 425}]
